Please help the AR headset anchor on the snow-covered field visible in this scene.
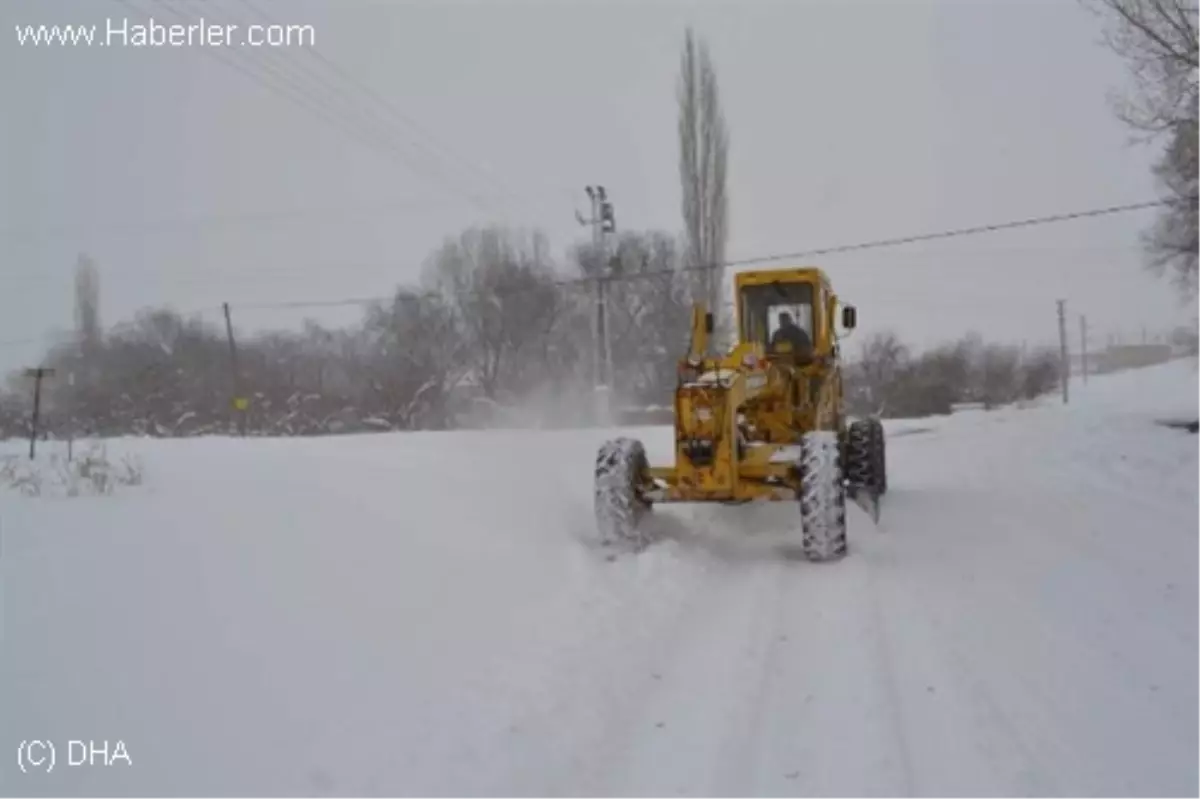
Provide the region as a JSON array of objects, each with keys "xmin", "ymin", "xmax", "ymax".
[{"xmin": 2, "ymin": 360, "xmax": 1197, "ymax": 797}]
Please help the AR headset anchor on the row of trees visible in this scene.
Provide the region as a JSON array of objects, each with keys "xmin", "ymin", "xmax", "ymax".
[
  {"xmin": 0, "ymin": 241, "xmax": 1071, "ymax": 441},
  {"xmin": 0, "ymin": 230, "xmax": 699, "ymax": 439},
  {"xmin": 2, "ymin": 23, "xmax": 735, "ymax": 441},
  {"xmin": 846, "ymin": 332, "xmax": 1063, "ymax": 419}
]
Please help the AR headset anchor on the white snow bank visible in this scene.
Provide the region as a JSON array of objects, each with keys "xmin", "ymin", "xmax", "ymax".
[
  {"xmin": 1, "ymin": 359, "xmax": 1195, "ymax": 796},
  {"xmin": 0, "ymin": 428, "xmax": 717, "ymax": 796},
  {"xmin": 0, "ymin": 442, "xmax": 143, "ymax": 497},
  {"xmin": 1069, "ymin": 357, "xmax": 1198, "ymax": 419}
]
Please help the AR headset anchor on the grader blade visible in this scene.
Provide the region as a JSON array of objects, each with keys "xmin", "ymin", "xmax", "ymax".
[{"xmin": 848, "ymin": 484, "xmax": 881, "ymax": 524}]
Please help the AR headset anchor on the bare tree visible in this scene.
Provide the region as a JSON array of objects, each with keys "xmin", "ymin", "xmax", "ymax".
[
  {"xmin": 74, "ymin": 253, "xmax": 102, "ymax": 349},
  {"xmin": 1088, "ymin": 0, "xmax": 1199, "ymax": 297},
  {"xmin": 976, "ymin": 344, "xmax": 1023, "ymax": 409},
  {"xmin": 1143, "ymin": 92, "xmax": 1198, "ymax": 296},
  {"xmin": 602, "ymin": 230, "xmax": 693, "ymax": 404},
  {"xmin": 1020, "ymin": 348, "xmax": 1063, "ymax": 400},
  {"xmin": 678, "ymin": 27, "xmax": 730, "ymax": 340},
  {"xmin": 1090, "ymin": 0, "xmax": 1198, "ymax": 133},
  {"xmin": 424, "ymin": 226, "xmax": 562, "ymax": 400},
  {"xmin": 360, "ymin": 289, "xmax": 465, "ymax": 429},
  {"xmin": 845, "ymin": 331, "xmax": 1065, "ymax": 419},
  {"xmin": 855, "ymin": 331, "xmax": 910, "ymax": 415}
]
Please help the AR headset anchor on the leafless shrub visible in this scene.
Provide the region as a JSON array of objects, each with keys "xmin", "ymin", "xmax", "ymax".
[{"xmin": 1, "ymin": 444, "xmax": 143, "ymax": 498}]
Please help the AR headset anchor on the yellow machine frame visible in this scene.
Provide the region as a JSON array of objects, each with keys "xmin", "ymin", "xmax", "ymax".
[{"xmin": 640, "ymin": 266, "xmax": 854, "ymax": 505}]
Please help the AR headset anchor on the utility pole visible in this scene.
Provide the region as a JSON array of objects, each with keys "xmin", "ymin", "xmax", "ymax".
[
  {"xmin": 1079, "ymin": 314, "xmax": 1088, "ymax": 385},
  {"xmin": 1057, "ymin": 299, "xmax": 1069, "ymax": 405},
  {"xmin": 576, "ymin": 186, "xmax": 616, "ymax": 418},
  {"xmin": 23, "ymin": 366, "xmax": 56, "ymax": 459},
  {"xmin": 67, "ymin": 370, "xmax": 75, "ymax": 462},
  {"xmin": 223, "ymin": 302, "xmax": 247, "ymax": 436}
]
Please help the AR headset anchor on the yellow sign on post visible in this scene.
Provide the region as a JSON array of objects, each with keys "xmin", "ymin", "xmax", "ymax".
[{"xmin": 233, "ymin": 397, "xmax": 249, "ymax": 411}]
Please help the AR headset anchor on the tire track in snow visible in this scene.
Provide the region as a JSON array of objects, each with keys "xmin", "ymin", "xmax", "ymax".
[
  {"xmin": 1051, "ymin": 431, "xmax": 1200, "ymax": 611},
  {"xmin": 489, "ymin": 535, "xmax": 730, "ymax": 795},
  {"xmin": 575, "ymin": 515, "xmax": 927, "ymax": 797},
  {"xmin": 876, "ymin": 432, "xmax": 1197, "ymax": 795},
  {"xmin": 956, "ymin": 419, "xmax": 1199, "ymax": 727},
  {"xmin": 720, "ymin": 540, "xmax": 922, "ymax": 797},
  {"xmin": 707, "ymin": 557, "xmax": 791, "ymax": 794},
  {"xmin": 479, "ymin": 498, "xmax": 790, "ymax": 795},
  {"xmin": 860, "ymin": 507, "xmax": 1064, "ymax": 796},
  {"xmin": 1033, "ymin": 503, "xmax": 1199, "ymax": 720},
  {"xmin": 521, "ymin": 406, "xmax": 1194, "ymax": 795},
  {"xmin": 900, "ymin": 546, "xmax": 1194, "ymax": 796},
  {"xmin": 579, "ymin": 547, "xmax": 789, "ymax": 796},
  {"xmin": 861, "ymin": 538, "xmax": 920, "ymax": 796},
  {"xmin": 567, "ymin": 420, "xmax": 1049, "ymax": 795}
]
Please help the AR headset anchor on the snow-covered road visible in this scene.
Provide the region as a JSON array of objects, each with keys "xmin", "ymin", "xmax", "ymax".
[{"xmin": 2, "ymin": 361, "xmax": 1196, "ymax": 796}]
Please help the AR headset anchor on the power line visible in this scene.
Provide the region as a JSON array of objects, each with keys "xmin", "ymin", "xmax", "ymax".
[
  {"xmin": 3, "ymin": 196, "xmax": 1178, "ymax": 355},
  {"xmin": 108, "ymin": 2, "xmax": 391, "ymax": 173},
  {"xmin": 212, "ymin": 0, "xmax": 507, "ymax": 207},
  {"xmin": 110, "ymin": 0, "xmax": 497, "ymax": 210},
  {"xmin": 238, "ymin": 296, "xmax": 389, "ymax": 311},
  {"xmin": 230, "ymin": 196, "xmax": 1184, "ymax": 312},
  {"xmin": 0, "ymin": 338, "xmax": 46, "ymax": 350},
  {"xmin": 230, "ymin": 0, "xmax": 524, "ymax": 208},
  {"xmin": 96, "ymin": 0, "xmax": 573, "ymax": 227},
  {"xmin": 0, "ymin": 245, "xmax": 1152, "ymax": 286},
  {"xmin": 0, "ymin": 195, "xmax": 489, "ymax": 244},
  {"xmin": 668, "ymin": 198, "xmax": 1183, "ymax": 282}
]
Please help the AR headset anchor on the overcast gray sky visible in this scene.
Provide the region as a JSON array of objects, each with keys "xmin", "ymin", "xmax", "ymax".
[{"xmin": 1, "ymin": 0, "xmax": 1193, "ymax": 376}]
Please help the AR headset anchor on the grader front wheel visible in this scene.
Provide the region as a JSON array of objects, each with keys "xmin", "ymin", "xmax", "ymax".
[
  {"xmin": 797, "ymin": 430, "xmax": 849, "ymax": 562},
  {"xmin": 593, "ymin": 437, "xmax": 653, "ymax": 551}
]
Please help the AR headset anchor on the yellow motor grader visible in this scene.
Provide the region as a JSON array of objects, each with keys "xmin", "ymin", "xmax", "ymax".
[{"xmin": 593, "ymin": 266, "xmax": 886, "ymax": 561}]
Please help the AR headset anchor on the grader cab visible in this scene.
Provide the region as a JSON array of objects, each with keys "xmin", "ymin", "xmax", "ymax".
[{"xmin": 593, "ymin": 266, "xmax": 886, "ymax": 561}]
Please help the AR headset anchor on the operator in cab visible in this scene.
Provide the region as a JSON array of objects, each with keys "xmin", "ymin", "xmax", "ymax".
[{"xmin": 770, "ymin": 311, "xmax": 813, "ymax": 360}]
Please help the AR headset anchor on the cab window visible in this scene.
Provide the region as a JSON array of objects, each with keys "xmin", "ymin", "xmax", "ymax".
[{"xmin": 740, "ymin": 281, "xmax": 814, "ymax": 347}]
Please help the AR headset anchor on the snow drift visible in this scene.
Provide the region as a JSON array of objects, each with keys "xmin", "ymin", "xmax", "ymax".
[{"xmin": 1, "ymin": 359, "xmax": 1196, "ymax": 796}]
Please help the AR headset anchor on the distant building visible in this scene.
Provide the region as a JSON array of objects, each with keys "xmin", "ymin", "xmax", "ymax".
[{"xmin": 1093, "ymin": 344, "xmax": 1173, "ymax": 374}]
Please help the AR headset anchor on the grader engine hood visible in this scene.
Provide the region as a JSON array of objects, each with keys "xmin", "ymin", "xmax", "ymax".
[
  {"xmin": 679, "ymin": 369, "xmax": 735, "ymax": 431},
  {"xmin": 687, "ymin": 366, "xmax": 768, "ymax": 395},
  {"xmin": 676, "ymin": 365, "xmax": 770, "ymax": 466}
]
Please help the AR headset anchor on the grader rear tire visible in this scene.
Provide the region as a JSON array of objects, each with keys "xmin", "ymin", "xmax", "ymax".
[
  {"xmin": 594, "ymin": 437, "xmax": 652, "ymax": 551},
  {"xmin": 869, "ymin": 418, "xmax": 887, "ymax": 496},
  {"xmin": 846, "ymin": 418, "xmax": 887, "ymax": 496},
  {"xmin": 798, "ymin": 430, "xmax": 848, "ymax": 562}
]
